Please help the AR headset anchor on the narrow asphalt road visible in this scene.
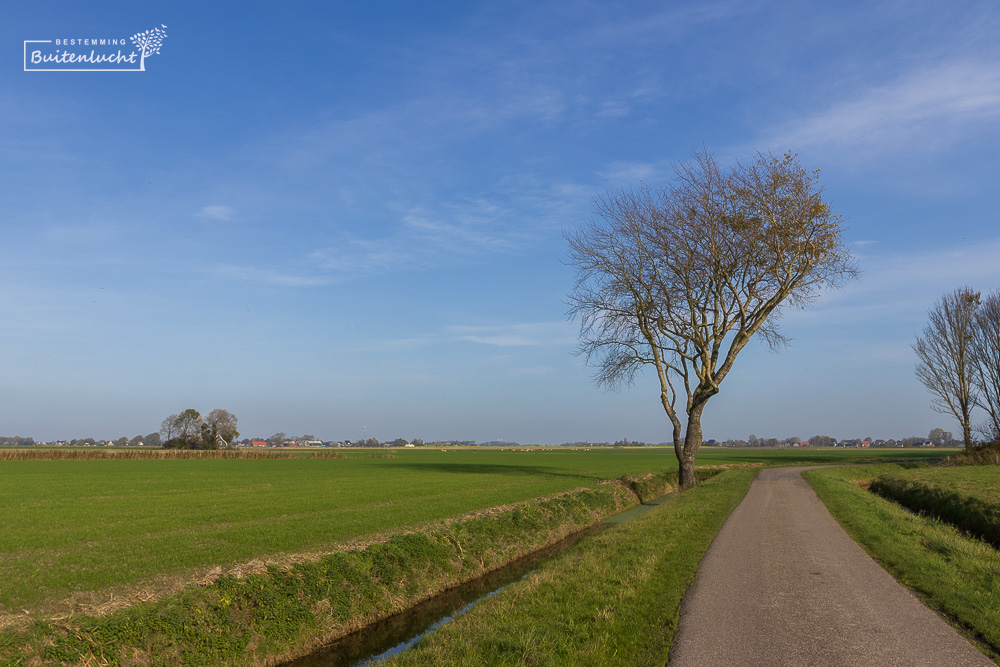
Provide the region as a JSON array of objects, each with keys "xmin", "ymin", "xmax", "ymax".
[{"xmin": 668, "ymin": 466, "xmax": 993, "ymax": 666}]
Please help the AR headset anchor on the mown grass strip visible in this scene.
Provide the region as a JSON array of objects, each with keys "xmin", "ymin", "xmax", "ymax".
[
  {"xmin": 803, "ymin": 465, "xmax": 1000, "ymax": 661},
  {"xmin": 381, "ymin": 468, "xmax": 758, "ymax": 667},
  {"xmin": 0, "ymin": 471, "xmax": 680, "ymax": 666}
]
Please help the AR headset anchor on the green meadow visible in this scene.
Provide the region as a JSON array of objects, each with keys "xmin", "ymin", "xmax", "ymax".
[
  {"xmin": 0, "ymin": 446, "xmax": 941, "ymax": 617},
  {"xmin": 871, "ymin": 464, "xmax": 1000, "ymax": 503},
  {"xmin": 0, "ymin": 446, "xmax": 956, "ymax": 665},
  {"xmin": 3, "ymin": 448, "xmax": 672, "ymax": 614}
]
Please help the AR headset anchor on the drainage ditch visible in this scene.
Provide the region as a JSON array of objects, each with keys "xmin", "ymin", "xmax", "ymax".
[{"xmin": 281, "ymin": 493, "xmax": 673, "ymax": 666}]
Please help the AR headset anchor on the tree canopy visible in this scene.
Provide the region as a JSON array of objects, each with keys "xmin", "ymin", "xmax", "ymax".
[
  {"xmin": 567, "ymin": 149, "xmax": 857, "ymax": 488},
  {"xmin": 160, "ymin": 408, "xmax": 239, "ymax": 449}
]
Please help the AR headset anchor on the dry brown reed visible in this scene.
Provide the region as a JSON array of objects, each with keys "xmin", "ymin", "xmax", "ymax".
[{"xmin": 938, "ymin": 442, "xmax": 1000, "ymax": 466}]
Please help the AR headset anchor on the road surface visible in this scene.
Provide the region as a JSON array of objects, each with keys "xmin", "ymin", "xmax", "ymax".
[{"xmin": 668, "ymin": 466, "xmax": 993, "ymax": 666}]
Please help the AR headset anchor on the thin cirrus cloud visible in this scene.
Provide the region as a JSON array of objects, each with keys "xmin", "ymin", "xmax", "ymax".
[
  {"xmin": 305, "ymin": 200, "xmax": 538, "ymax": 279},
  {"xmin": 212, "ymin": 264, "xmax": 331, "ymax": 288},
  {"xmin": 198, "ymin": 205, "xmax": 236, "ymax": 221},
  {"xmin": 596, "ymin": 160, "xmax": 669, "ymax": 186},
  {"xmin": 758, "ymin": 61, "xmax": 1000, "ymax": 156},
  {"xmin": 446, "ymin": 322, "xmax": 577, "ymax": 347},
  {"xmin": 783, "ymin": 237, "xmax": 1000, "ymax": 328},
  {"xmin": 211, "ymin": 202, "xmax": 537, "ymax": 288}
]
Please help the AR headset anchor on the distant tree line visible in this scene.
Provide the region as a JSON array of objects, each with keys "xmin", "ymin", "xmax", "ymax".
[
  {"xmin": 0, "ymin": 436, "xmax": 34, "ymax": 447},
  {"xmin": 712, "ymin": 430, "xmax": 956, "ymax": 448},
  {"xmin": 241, "ymin": 435, "xmax": 429, "ymax": 448}
]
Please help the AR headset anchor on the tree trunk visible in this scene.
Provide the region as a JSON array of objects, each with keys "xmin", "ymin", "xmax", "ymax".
[
  {"xmin": 677, "ymin": 403, "xmax": 706, "ymax": 490},
  {"xmin": 678, "ymin": 452, "xmax": 697, "ymax": 490}
]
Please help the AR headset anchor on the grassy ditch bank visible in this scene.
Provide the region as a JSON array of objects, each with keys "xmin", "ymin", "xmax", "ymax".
[
  {"xmin": 869, "ymin": 467, "xmax": 1000, "ymax": 548},
  {"xmin": 0, "ymin": 470, "xmax": 681, "ymax": 666},
  {"xmin": 382, "ymin": 468, "xmax": 758, "ymax": 667},
  {"xmin": 803, "ymin": 465, "xmax": 1000, "ymax": 661}
]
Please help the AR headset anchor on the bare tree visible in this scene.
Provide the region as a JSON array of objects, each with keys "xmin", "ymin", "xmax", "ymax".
[
  {"xmin": 159, "ymin": 414, "xmax": 178, "ymax": 442},
  {"xmin": 913, "ymin": 287, "xmax": 981, "ymax": 449},
  {"xmin": 567, "ymin": 150, "xmax": 858, "ymax": 489},
  {"xmin": 927, "ymin": 427, "xmax": 954, "ymax": 447},
  {"xmin": 159, "ymin": 408, "xmax": 204, "ymax": 449},
  {"xmin": 970, "ymin": 290, "xmax": 1000, "ymax": 442},
  {"xmin": 203, "ymin": 409, "xmax": 240, "ymax": 448}
]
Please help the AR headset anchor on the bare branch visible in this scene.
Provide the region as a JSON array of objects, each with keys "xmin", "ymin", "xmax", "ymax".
[
  {"xmin": 970, "ymin": 290, "xmax": 1000, "ymax": 442},
  {"xmin": 913, "ymin": 287, "xmax": 980, "ymax": 449},
  {"xmin": 566, "ymin": 149, "xmax": 858, "ymax": 487}
]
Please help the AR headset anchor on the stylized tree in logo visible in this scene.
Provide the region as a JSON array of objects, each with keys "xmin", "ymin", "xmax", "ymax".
[{"xmin": 130, "ymin": 24, "xmax": 168, "ymax": 71}]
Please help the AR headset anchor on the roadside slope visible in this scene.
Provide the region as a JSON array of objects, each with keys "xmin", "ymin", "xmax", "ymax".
[{"xmin": 669, "ymin": 466, "xmax": 993, "ymax": 666}]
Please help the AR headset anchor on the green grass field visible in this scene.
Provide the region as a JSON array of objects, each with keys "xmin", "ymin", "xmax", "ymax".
[
  {"xmin": 1, "ymin": 473, "xmax": 677, "ymax": 666},
  {"xmin": 0, "ymin": 447, "xmax": 945, "ymax": 617},
  {"xmin": 871, "ymin": 465, "xmax": 1000, "ymax": 498},
  {"xmin": 0, "ymin": 449, "xmax": 658, "ymax": 613},
  {"xmin": 0, "ymin": 447, "xmax": 959, "ymax": 665}
]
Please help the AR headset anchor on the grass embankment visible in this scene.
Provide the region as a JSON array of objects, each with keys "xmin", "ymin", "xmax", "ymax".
[
  {"xmin": 803, "ymin": 465, "xmax": 1000, "ymax": 660},
  {"xmin": 384, "ymin": 468, "xmax": 758, "ymax": 667},
  {"xmin": 0, "ymin": 470, "xmax": 681, "ymax": 666},
  {"xmin": 869, "ymin": 467, "xmax": 1000, "ymax": 548}
]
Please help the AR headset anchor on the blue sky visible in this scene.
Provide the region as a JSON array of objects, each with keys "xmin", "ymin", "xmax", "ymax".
[{"xmin": 3, "ymin": 1, "xmax": 999, "ymax": 444}]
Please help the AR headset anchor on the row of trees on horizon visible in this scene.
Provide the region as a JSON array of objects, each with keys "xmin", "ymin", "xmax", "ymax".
[{"xmin": 2, "ymin": 428, "xmax": 961, "ymax": 449}]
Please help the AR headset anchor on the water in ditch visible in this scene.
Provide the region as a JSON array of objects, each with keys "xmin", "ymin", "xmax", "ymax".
[{"xmin": 281, "ymin": 494, "xmax": 672, "ymax": 666}]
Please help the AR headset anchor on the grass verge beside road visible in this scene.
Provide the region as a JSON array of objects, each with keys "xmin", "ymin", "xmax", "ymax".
[
  {"xmin": 384, "ymin": 468, "xmax": 758, "ymax": 667},
  {"xmin": 803, "ymin": 465, "xmax": 1000, "ymax": 661}
]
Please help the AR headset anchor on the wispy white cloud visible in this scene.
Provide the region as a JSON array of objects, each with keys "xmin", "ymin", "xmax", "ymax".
[
  {"xmin": 513, "ymin": 365, "xmax": 556, "ymax": 376},
  {"xmin": 303, "ymin": 197, "xmax": 533, "ymax": 280},
  {"xmin": 446, "ymin": 322, "xmax": 576, "ymax": 347},
  {"xmin": 596, "ymin": 160, "xmax": 669, "ymax": 186},
  {"xmin": 759, "ymin": 61, "xmax": 1000, "ymax": 156},
  {"xmin": 375, "ymin": 322, "xmax": 577, "ymax": 353},
  {"xmin": 785, "ymin": 237, "xmax": 1000, "ymax": 328},
  {"xmin": 198, "ymin": 205, "xmax": 236, "ymax": 221},
  {"xmin": 595, "ymin": 100, "xmax": 631, "ymax": 118},
  {"xmin": 253, "ymin": 4, "xmax": 758, "ymax": 178},
  {"xmin": 213, "ymin": 265, "xmax": 330, "ymax": 287}
]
